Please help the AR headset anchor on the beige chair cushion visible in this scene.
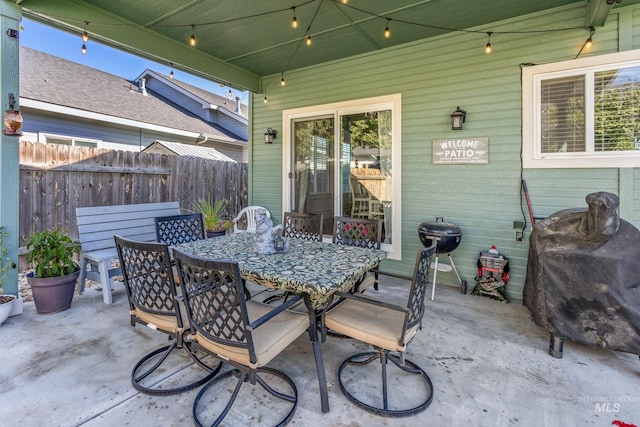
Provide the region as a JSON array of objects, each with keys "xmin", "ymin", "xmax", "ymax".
[
  {"xmin": 196, "ymin": 300, "xmax": 309, "ymax": 369},
  {"xmin": 357, "ymin": 272, "xmax": 377, "ymax": 291},
  {"xmin": 134, "ymin": 309, "xmax": 180, "ymax": 333},
  {"xmin": 324, "ymin": 297, "xmax": 418, "ymax": 352}
]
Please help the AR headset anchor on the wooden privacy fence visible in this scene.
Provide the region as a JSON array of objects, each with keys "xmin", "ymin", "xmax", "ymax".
[{"xmin": 18, "ymin": 141, "xmax": 248, "ymax": 248}]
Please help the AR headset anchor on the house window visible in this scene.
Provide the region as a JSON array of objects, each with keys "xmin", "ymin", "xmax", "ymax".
[
  {"xmin": 283, "ymin": 94, "xmax": 402, "ymax": 260},
  {"xmin": 523, "ymin": 50, "xmax": 640, "ymax": 168},
  {"xmin": 40, "ymin": 133, "xmax": 100, "ymax": 148}
]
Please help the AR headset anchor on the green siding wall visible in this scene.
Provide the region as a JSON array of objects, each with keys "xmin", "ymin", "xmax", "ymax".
[{"xmin": 250, "ymin": 3, "xmax": 640, "ymax": 301}]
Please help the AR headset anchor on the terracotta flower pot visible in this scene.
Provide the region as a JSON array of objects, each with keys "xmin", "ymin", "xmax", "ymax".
[{"xmin": 26, "ymin": 268, "xmax": 80, "ymax": 314}]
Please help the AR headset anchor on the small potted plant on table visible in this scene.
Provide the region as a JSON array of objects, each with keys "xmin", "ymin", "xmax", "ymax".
[
  {"xmin": 191, "ymin": 197, "xmax": 234, "ymax": 238},
  {"xmin": 25, "ymin": 227, "xmax": 81, "ymax": 314}
]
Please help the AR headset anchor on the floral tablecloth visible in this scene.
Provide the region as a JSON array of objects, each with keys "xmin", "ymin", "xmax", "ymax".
[{"xmin": 175, "ymin": 232, "xmax": 386, "ymax": 309}]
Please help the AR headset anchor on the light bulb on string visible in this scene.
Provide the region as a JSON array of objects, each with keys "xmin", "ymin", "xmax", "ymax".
[
  {"xmin": 189, "ymin": 25, "xmax": 197, "ymax": 47},
  {"xmin": 169, "ymin": 63, "xmax": 174, "ymax": 79},
  {"xmin": 82, "ymin": 21, "xmax": 89, "ymax": 42},
  {"xmin": 281, "ymin": 72, "xmax": 286, "ymax": 86},
  {"xmin": 263, "ymin": 93, "xmax": 268, "ymax": 103},
  {"xmin": 291, "ymin": 7, "xmax": 298, "ymax": 28},
  {"xmin": 342, "ymin": 0, "xmax": 348, "ymax": 4},
  {"xmin": 585, "ymin": 27, "xmax": 595, "ymax": 49},
  {"xmin": 484, "ymin": 32, "xmax": 493, "ymax": 54},
  {"xmin": 384, "ymin": 19, "xmax": 391, "ymax": 38},
  {"xmin": 81, "ymin": 22, "xmax": 89, "ymax": 54},
  {"xmin": 306, "ymin": 34, "xmax": 312, "ymax": 46}
]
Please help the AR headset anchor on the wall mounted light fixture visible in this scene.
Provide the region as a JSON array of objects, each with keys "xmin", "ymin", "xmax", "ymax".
[
  {"xmin": 264, "ymin": 127, "xmax": 277, "ymax": 144},
  {"xmin": 450, "ymin": 106, "xmax": 466, "ymax": 130}
]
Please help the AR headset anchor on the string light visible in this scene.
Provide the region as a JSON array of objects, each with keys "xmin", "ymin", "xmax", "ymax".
[
  {"xmin": 585, "ymin": 26, "xmax": 595, "ymax": 49},
  {"xmin": 81, "ymin": 21, "xmax": 89, "ymax": 54},
  {"xmin": 575, "ymin": 27, "xmax": 596, "ymax": 59},
  {"xmin": 82, "ymin": 21, "xmax": 89, "ymax": 42},
  {"xmin": 50, "ymin": 2, "xmax": 599, "ymax": 85},
  {"xmin": 228, "ymin": 88, "xmax": 233, "ymax": 98},
  {"xmin": 484, "ymin": 32, "xmax": 493, "ymax": 54},
  {"xmin": 189, "ymin": 25, "xmax": 196, "ymax": 46},
  {"xmin": 169, "ymin": 63, "xmax": 174, "ymax": 79},
  {"xmin": 263, "ymin": 92, "xmax": 268, "ymax": 103},
  {"xmin": 281, "ymin": 72, "xmax": 286, "ymax": 86}
]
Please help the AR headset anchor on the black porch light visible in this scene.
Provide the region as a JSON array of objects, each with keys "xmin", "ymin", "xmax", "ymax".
[
  {"xmin": 264, "ymin": 127, "xmax": 277, "ymax": 144},
  {"xmin": 450, "ymin": 106, "xmax": 466, "ymax": 130}
]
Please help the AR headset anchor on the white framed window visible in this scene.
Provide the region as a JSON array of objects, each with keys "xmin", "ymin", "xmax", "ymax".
[
  {"xmin": 523, "ymin": 50, "xmax": 640, "ymax": 168},
  {"xmin": 39, "ymin": 132, "xmax": 100, "ymax": 148},
  {"xmin": 282, "ymin": 94, "xmax": 402, "ymax": 260}
]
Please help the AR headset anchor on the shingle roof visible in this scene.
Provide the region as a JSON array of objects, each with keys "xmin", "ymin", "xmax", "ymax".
[
  {"xmin": 19, "ymin": 46, "xmax": 246, "ymax": 142},
  {"xmin": 166, "ymin": 77, "xmax": 248, "ymax": 117}
]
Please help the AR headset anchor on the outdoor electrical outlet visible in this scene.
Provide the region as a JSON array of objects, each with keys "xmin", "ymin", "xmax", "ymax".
[
  {"xmin": 513, "ymin": 221, "xmax": 525, "ymax": 243},
  {"xmin": 515, "ymin": 229, "xmax": 524, "ymax": 242}
]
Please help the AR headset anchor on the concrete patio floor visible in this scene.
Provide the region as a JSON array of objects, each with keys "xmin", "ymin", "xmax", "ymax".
[{"xmin": 1, "ymin": 275, "xmax": 639, "ymax": 427}]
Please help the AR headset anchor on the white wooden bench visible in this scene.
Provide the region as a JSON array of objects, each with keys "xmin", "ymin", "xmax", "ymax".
[{"xmin": 76, "ymin": 201, "xmax": 181, "ymax": 304}]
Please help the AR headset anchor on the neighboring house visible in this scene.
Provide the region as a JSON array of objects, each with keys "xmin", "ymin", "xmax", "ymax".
[{"xmin": 18, "ymin": 46, "xmax": 248, "ymax": 162}]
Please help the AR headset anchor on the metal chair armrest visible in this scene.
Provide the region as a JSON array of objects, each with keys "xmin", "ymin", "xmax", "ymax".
[
  {"xmin": 246, "ymin": 295, "xmax": 303, "ymax": 331},
  {"xmin": 332, "ymin": 291, "xmax": 409, "ymax": 314}
]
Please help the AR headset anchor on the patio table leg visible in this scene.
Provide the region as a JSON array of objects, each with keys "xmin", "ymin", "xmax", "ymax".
[{"xmin": 304, "ymin": 297, "xmax": 330, "ymax": 413}]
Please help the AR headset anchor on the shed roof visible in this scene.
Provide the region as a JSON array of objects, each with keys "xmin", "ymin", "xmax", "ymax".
[{"xmin": 143, "ymin": 140, "xmax": 236, "ymax": 162}]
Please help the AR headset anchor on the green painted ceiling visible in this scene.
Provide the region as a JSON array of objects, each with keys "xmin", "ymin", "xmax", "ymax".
[{"xmin": 14, "ymin": 0, "xmax": 638, "ymax": 92}]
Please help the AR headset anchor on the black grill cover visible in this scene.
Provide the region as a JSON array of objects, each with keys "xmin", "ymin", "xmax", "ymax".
[{"xmin": 523, "ymin": 192, "xmax": 640, "ymax": 355}]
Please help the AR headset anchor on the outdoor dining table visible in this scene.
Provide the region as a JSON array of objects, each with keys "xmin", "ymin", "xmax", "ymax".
[{"xmin": 175, "ymin": 231, "xmax": 386, "ymax": 413}]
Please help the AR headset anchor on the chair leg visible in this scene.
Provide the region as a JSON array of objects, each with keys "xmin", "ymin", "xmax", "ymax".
[
  {"xmin": 193, "ymin": 367, "xmax": 298, "ymax": 426},
  {"xmin": 337, "ymin": 351, "xmax": 434, "ymax": 417},
  {"xmin": 77, "ymin": 257, "xmax": 89, "ymax": 294},
  {"xmin": 131, "ymin": 340, "xmax": 217, "ymax": 395}
]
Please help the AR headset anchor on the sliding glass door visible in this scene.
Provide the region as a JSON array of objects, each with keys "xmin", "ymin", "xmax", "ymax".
[{"xmin": 284, "ymin": 94, "xmax": 401, "ymax": 259}]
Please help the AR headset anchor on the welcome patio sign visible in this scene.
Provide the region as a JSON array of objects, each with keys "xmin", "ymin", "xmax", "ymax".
[{"xmin": 432, "ymin": 137, "xmax": 489, "ymax": 164}]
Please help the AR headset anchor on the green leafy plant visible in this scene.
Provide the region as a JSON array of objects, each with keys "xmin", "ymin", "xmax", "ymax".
[
  {"xmin": 190, "ymin": 197, "xmax": 233, "ymax": 232},
  {"xmin": 25, "ymin": 227, "xmax": 80, "ymax": 278}
]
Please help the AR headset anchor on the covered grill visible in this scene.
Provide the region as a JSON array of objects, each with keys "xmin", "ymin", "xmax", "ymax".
[{"xmin": 418, "ymin": 217, "xmax": 466, "ymax": 300}]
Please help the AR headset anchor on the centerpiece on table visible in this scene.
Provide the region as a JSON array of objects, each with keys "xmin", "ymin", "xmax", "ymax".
[{"xmin": 190, "ymin": 197, "xmax": 234, "ymax": 238}]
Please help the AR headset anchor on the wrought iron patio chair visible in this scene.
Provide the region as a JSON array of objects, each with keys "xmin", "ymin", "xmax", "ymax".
[
  {"xmin": 232, "ymin": 205, "xmax": 270, "ymax": 233},
  {"xmin": 332, "ymin": 216, "xmax": 382, "ymax": 292},
  {"xmin": 154, "ymin": 212, "xmax": 205, "ymax": 245},
  {"xmin": 114, "ymin": 235, "xmax": 220, "ymax": 395},
  {"xmin": 263, "ymin": 211, "xmax": 324, "ymax": 305},
  {"xmin": 322, "ymin": 243, "xmax": 437, "ymax": 417},
  {"xmin": 173, "ymin": 248, "xmax": 309, "ymax": 426}
]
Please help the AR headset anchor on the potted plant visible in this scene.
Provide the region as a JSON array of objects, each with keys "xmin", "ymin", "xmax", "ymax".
[
  {"xmin": 25, "ymin": 227, "xmax": 81, "ymax": 314},
  {"xmin": 0, "ymin": 226, "xmax": 17, "ymax": 326},
  {"xmin": 190, "ymin": 197, "xmax": 234, "ymax": 237}
]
